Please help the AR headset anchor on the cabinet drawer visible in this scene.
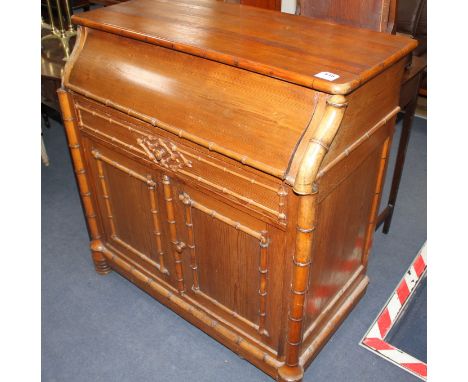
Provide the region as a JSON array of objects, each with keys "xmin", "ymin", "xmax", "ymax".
[{"xmin": 74, "ymin": 94, "xmax": 288, "ymax": 225}]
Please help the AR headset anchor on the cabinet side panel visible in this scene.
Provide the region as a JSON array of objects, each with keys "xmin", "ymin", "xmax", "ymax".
[{"xmin": 303, "ymin": 145, "xmax": 382, "ymax": 331}]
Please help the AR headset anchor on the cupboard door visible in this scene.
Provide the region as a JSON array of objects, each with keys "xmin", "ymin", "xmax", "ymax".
[
  {"xmin": 83, "ymin": 138, "xmax": 176, "ymax": 282},
  {"xmin": 81, "ymin": 136, "xmax": 285, "ymax": 350},
  {"xmin": 172, "ymin": 185, "xmax": 272, "ymax": 341}
]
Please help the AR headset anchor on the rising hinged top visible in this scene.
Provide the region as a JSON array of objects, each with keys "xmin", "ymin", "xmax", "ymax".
[
  {"xmin": 66, "ymin": 0, "xmax": 415, "ymax": 181},
  {"xmin": 71, "ymin": 0, "xmax": 417, "ymax": 95}
]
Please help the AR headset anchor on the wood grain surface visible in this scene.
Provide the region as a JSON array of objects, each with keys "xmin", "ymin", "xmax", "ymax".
[
  {"xmin": 59, "ymin": 1, "xmax": 416, "ymax": 381},
  {"xmin": 71, "ymin": 0, "xmax": 416, "ymax": 94},
  {"xmin": 65, "ymin": 28, "xmax": 317, "ymax": 180}
]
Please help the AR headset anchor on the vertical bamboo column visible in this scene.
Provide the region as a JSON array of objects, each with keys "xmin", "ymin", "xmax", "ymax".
[
  {"xmin": 162, "ymin": 175, "xmax": 186, "ymax": 293},
  {"xmin": 362, "ymin": 136, "xmax": 392, "ymax": 268},
  {"xmin": 258, "ymin": 231, "xmax": 269, "ymax": 337},
  {"xmin": 180, "ymin": 193, "xmax": 200, "ymax": 290},
  {"xmin": 96, "ymin": 159, "xmax": 117, "ymax": 238},
  {"xmin": 148, "ymin": 181, "xmax": 169, "ymax": 274},
  {"xmin": 278, "ymin": 95, "xmax": 347, "ymax": 382},
  {"xmin": 57, "ymin": 89, "xmax": 110, "ymax": 275}
]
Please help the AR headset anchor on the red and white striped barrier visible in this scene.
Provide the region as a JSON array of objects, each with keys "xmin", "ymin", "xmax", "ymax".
[{"xmin": 361, "ymin": 242, "xmax": 427, "ymax": 380}]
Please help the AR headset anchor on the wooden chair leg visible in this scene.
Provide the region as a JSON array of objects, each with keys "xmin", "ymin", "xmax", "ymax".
[
  {"xmin": 41, "ymin": 135, "xmax": 50, "ymax": 166},
  {"xmin": 381, "ymin": 90, "xmax": 419, "ymax": 234},
  {"xmin": 42, "ymin": 110, "xmax": 51, "ymax": 128}
]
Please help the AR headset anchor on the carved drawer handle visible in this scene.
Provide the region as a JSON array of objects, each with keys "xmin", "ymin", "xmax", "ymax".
[{"xmin": 137, "ymin": 136, "xmax": 192, "ymax": 170}]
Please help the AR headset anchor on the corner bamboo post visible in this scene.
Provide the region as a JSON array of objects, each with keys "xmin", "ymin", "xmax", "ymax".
[
  {"xmin": 57, "ymin": 89, "xmax": 110, "ymax": 275},
  {"xmin": 278, "ymin": 95, "xmax": 347, "ymax": 382}
]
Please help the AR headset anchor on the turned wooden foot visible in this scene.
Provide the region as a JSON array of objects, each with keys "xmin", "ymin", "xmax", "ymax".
[
  {"xmin": 92, "ymin": 251, "xmax": 111, "ymax": 275},
  {"xmin": 277, "ymin": 365, "xmax": 304, "ymax": 382},
  {"xmin": 90, "ymin": 240, "xmax": 111, "ymax": 275}
]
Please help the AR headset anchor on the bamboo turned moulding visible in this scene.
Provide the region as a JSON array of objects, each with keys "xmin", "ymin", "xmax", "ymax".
[{"xmin": 58, "ymin": 1, "xmax": 417, "ymax": 381}]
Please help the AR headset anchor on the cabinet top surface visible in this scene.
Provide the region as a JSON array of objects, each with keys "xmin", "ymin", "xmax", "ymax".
[{"xmin": 72, "ymin": 0, "xmax": 417, "ymax": 94}]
